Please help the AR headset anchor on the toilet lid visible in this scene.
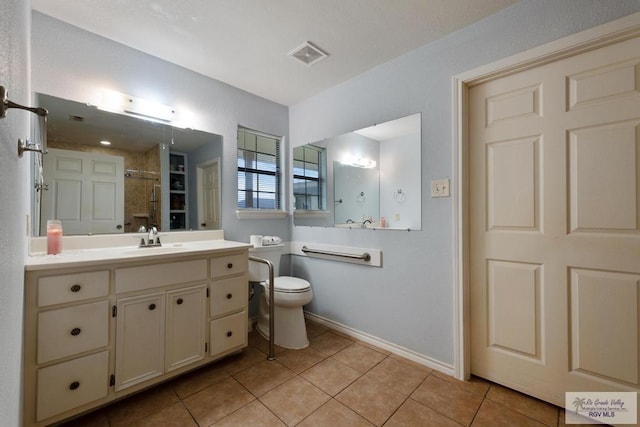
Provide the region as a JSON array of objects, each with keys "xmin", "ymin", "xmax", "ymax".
[{"xmin": 268, "ymin": 276, "xmax": 311, "ymax": 293}]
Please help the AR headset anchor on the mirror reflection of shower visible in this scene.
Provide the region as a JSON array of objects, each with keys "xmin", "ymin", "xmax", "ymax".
[
  {"xmin": 150, "ymin": 183, "xmax": 161, "ymax": 228},
  {"xmin": 124, "ymin": 169, "xmax": 161, "ymax": 232}
]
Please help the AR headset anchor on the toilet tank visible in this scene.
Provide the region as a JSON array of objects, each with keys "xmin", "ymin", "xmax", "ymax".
[{"xmin": 248, "ymin": 244, "xmax": 283, "ymax": 281}]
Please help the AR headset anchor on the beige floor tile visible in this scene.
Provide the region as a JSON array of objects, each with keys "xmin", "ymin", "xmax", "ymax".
[
  {"xmin": 260, "ymin": 376, "xmax": 331, "ymax": 426},
  {"xmin": 410, "ymin": 374, "xmax": 483, "ymax": 426},
  {"xmin": 366, "ymin": 357, "xmax": 431, "ymax": 396},
  {"xmin": 336, "ymin": 375, "xmax": 407, "ymax": 426},
  {"xmin": 300, "ymin": 357, "xmax": 362, "ymax": 396},
  {"xmin": 358, "ymin": 340, "xmax": 391, "ymax": 356},
  {"xmin": 129, "ymin": 402, "xmax": 197, "ymax": 427},
  {"xmin": 219, "ymin": 346, "xmax": 269, "ymax": 375},
  {"xmin": 472, "ymin": 399, "xmax": 547, "ymax": 427},
  {"xmin": 485, "ymin": 384, "xmax": 558, "ymax": 426},
  {"xmin": 182, "ymin": 377, "xmax": 254, "ymax": 426},
  {"xmin": 557, "ymin": 409, "xmax": 600, "ymax": 427},
  {"xmin": 58, "ymin": 408, "xmax": 109, "ymax": 427},
  {"xmin": 385, "ymin": 399, "xmax": 463, "ymax": 427},
  {"xmin": 297, "ymin": 399, "xmax": 374, "ymax": 427},
  {"xmin": 305, "ymin": 320, "xmax": 328, "ymax": 338},
  {"xmin": 275, "ymin": 346, "xmax": 327, "ymax": 374},
  {"xmin": 233, "ymin": 360, "xmax": 296, "ymax": 397},
  {"xmin": 248, "ymin": 329, "xmax": 288, "ymax": 356},
  {"xmin": 309, "ymin": 331, "xmax": 353, "ymax": 356},
  {"xmin": 107, "ymin": 383, "xmax": 179, "ymax": 426},
  {"xmin": 171, "ymin": 362, "xmax": 230, "ymax": 399},
  {"xmin": 332, "ymin": 343, "xmax": 387, "ymax": 373},
  {"xmin": 54, "ymin": 324, "xmax": 575, "ymax": 427},
  {"xmin": 431, "ymin": 371, "xmax": 491, "ymax": 397},
  {"xmin": 214, "ymin": 400, "xmax": 286, "ymax": 427}
]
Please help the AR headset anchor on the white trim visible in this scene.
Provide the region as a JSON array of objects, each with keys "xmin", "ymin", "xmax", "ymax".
[
  {"xmin": 305, "ymin": 311, "xmax": 455, "ymax": 376},
  {"xmin": 452, "ymin": 11, "xmax": 640, "ymax": 381},
  {"xmin": 235, "ymin": 209, "xmax": 288, "ymax": 220}
]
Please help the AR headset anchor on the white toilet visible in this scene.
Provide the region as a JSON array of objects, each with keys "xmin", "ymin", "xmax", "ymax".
[{"xmin": 249, "ymin": 244, "xmax": 313, "ymax": 349}]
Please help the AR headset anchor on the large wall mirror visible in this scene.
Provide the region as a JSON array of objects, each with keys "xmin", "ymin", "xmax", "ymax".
[
  {"xmin": 293, "ymin": 113, "xmax": 421, "ymax": 230},
  {"xmin": 32, "ymin": 93, "xmax": 223, "ymax": 236}
]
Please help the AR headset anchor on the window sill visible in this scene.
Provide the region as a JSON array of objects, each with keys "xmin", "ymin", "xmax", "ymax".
[
  {"xmin": 236, "ymin": 209, "xmax": 288, "ymax": 220},
  {"xmin": 293, "ymin": 210, "xmax": 330, "ymax": 219}
]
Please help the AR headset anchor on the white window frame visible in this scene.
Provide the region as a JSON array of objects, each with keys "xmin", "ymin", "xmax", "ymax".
[{"xmin": 236, "ymin": 126, "xmax": 287, "ymax": 219}]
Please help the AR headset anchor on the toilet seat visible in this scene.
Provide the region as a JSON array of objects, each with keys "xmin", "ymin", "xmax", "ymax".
[{"xmin": 266, "ymin": 276, "xmax": 311, "ymax": 293}]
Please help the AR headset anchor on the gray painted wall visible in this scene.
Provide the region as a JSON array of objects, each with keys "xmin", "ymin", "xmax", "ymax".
[
  {"xmin": 0, "ymin": 0, "xmax": 30, "ymax": 424},
  {"xmin": 31, "ymin": 12, "xmax": 291, "ymax": 244},
  {"xmin": 289, "ymin": 0, "xmax": 640, "ymax": 366}
]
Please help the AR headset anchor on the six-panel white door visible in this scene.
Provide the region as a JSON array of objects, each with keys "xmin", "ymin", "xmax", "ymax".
[
  {"xmin": 469, "ymin": 35, "xmax": 640, "ymax": 405},
  {"xmin": 42, "ymin": 148, "xmax": 124, "ymax": 235}
]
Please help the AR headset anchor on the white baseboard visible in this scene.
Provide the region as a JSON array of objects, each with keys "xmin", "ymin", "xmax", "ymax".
[{"xmin": 304, "ymin": 311, "xmax": 455, "ymax": 377}]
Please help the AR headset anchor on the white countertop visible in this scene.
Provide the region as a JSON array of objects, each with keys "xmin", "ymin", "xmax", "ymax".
[{"xmin": 26, "ymin": 231, "xmax": 251, "ymax": 271}]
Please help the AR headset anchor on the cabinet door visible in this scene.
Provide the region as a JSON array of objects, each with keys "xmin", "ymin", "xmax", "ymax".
[
  {"xmin": 165, "ymin": 285, "xmax": 207, "ymax": 372},
  {"xmin": 115, "ymin": 293, "xmax": 165, "ymax": 391}
]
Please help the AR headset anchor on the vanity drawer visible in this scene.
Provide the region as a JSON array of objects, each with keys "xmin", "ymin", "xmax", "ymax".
[
  {"xmin": 211, "ymin": 253, "xmax": 247, "ymax": 278},
  {"xmin": 36, "ymin": 350, "xmax": 109, "ymax": 421},
  {"xmin": 115, "ymin": 259, "xmax": 207, "ymax": 294},
  {"xmin": 37, "ymin": 300, "xmax": 109, "ymax": 364},
  {"xmin": 210, "ymin": 275, "xmax": 248, "ymax": 318},
  {"xmin": 210, "ymin": 311, "xmax": 247, "ymax": 356},
  {"xmin": 38, "ymin": 271, "xmax": 109, "ymax": 307}
]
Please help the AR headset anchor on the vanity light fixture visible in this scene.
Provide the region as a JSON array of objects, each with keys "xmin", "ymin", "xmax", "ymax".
[
  {"xmin": 349, "ymin": 157, "xmax": 377, "ymax": 169},
  {"xmin": 288, "ymin": 41, "xmax": 329, "ymax": 66},
  {"xmin": 95, "ymin": 89, "xmax": 175, "ymax": 123},
  {"xmin": 100, "ymin": 140, "xmax": 111, "ymax": 146}
]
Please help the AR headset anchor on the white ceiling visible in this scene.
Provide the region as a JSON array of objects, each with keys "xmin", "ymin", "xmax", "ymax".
[{"xmin": 31, "ymin": 0, "xmax": 517, "ymax": 106}]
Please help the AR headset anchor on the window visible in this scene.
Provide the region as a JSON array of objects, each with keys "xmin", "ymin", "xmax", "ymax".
[
  {"xmin": 293, "ymin": 145, "xmax": 325, "ymax": 211},
  {"xmin": 237, "ymin": 127, "xmax": 282, "ymax": 210}
]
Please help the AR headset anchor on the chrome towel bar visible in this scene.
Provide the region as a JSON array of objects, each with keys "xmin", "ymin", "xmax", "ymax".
[{"xmin": 301, "ymin": 245, "xmax": 371, "ymax": 262}]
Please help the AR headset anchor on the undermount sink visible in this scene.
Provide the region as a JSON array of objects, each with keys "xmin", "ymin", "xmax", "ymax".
[{"xmin": 122, "ymin": 244, "xmax": 188, "ymax": 255}]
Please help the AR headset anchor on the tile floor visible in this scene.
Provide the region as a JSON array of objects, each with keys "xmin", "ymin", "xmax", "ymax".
[{"xmin": 58, "ymin": 320, "xmax": 579, "ymax": 427}]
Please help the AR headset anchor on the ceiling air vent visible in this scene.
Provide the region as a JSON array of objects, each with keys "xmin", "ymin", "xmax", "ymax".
[
  {"xmin": 288, "ymin": 41, "xmax": 328, "ymax": 66},
  {"xmin": 68, "ymin": 114, "xmax": 85, "ymax": 122}
]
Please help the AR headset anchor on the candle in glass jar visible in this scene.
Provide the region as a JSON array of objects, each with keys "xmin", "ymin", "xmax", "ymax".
[{"xmin": 47, "ymin": 220, "xmax": 63, "ymax": 255}]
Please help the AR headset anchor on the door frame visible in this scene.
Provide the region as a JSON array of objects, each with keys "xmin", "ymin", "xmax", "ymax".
[
  {"xmin": 196, "ymin": 157, "xmax": 221, "ymax": 230},
  {"xmin": 452, "ymin": 11, "xmax": 640, "ymax": 381}
]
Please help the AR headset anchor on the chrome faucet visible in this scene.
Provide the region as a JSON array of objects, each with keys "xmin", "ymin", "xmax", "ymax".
[
  {"xmin": 361, "ymin": 219, "xmax": 372, "ymax": 228},
  {"xmin": 148, "ymin": 226, "xmax": 157, "ymax": 244},
  {"xmin": 139, "ymin": 226, "xmax": 161, "ymax": 247}
]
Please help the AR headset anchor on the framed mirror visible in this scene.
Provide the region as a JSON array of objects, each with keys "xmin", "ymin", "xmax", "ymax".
[
  {"xmin": 293, "ymin": 113, "xmax": 421, "ymax": 230},
  {"xmin": 32, "ymin": 93, "xmax": 223, "ymax": 236}
]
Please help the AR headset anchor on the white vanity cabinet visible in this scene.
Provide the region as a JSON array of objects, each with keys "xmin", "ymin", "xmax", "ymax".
[
  {"xmin": 209, "ymin": 253, "xmax": 249, "ymax": 356},
  {"xmin": 27, "ymin": 270, "xmax": 111, "ymax": 422},
  {"xmin": 24, "ymin": 244, "xmax": 250, "ymax": 427},
  {"xmin": 114, "ymin": 285, "xmax": 208, "ymax": 391},
  {"xmin": 113, "ymin": 259, "xmax": 208, "ymax": 391}
]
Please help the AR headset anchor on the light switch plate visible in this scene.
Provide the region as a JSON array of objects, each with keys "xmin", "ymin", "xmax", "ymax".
[{"xmin": 431, "ymin": 178, "xmax": 450, "ymax": 197}]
